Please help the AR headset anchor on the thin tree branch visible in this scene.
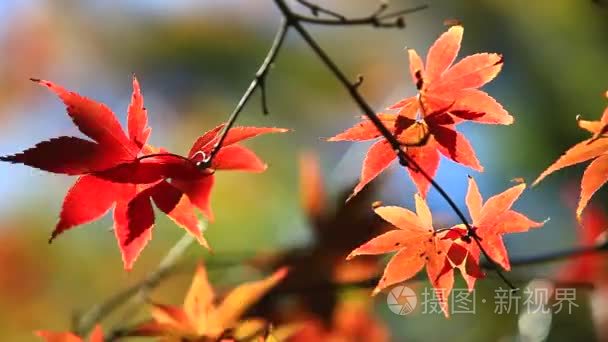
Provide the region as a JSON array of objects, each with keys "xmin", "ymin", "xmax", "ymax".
[
  {"xmin": 272, "ymin": 0, "xmax": 515, "ymax": 289},
  {"xmin": 295, "ymin": 0, "xmax": 347, "ymax": 20},
  {"xmin": 202, "ymin": 2, "xmax": 427, "ymax": 168},
  {"xmin": 77, "ymin": 1, "xmax": 565, "ymax": 336},
  {"xmin": 100, "ymin": 240, "xmax": 607, "ymax": 339},
  {"xmin": 378, "ymin": 5, "xmax": 430, "ymax": 20},
  {"xmin": 334, "ymin": 241, "xmax": 608, "ymax": 290},
  {"xmin": 104, "ymin": 241, "xmax": 608, "ymax": 340},
  {"xmin": 75, "ymin": 233, "xmax": 195, "ymax": 337},
  {"xmin": 201, "ymin": 19, "xmax": 290, "ymax": 168},
  {"xmin": 176, "ymin": 240, "xmax": 608, "ymax": 272},
  {"xmin": 74, "ymin": 18, "xmax": 293, "ymax": 337},
  {"xmin": 294, "ymin": 3, "xmax": 428, "ymax": 28},
  {"xmin": 508, "ymin": 240, "xmax": 608, "ymax": 267}
]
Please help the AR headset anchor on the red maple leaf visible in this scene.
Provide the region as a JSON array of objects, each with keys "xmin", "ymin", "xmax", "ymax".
[
  {"xmin": 346, "ymin": 194, "xmax": 454, "ymax": 316},
  {"xmin": 35, "ymin": 324, "xmax": 104, "ymax": 342},
  {"xmin": 329, "ymin": 25, "xmax": 512, "ymax": 198},
  {"xmin": 1, "ymin": 78, "xmax": 288, "ymax": 270},
  {"xmin": 533, "ymin": 91, "xmax": 608, "ymax": 218}
]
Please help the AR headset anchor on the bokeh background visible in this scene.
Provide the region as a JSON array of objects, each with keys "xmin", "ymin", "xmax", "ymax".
[{"xmin": 1, "ymin": 1, "xmax": 607, "ymax": 341}]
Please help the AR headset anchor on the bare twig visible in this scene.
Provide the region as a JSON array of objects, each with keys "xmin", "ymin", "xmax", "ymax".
[
  {"xmin": 353, "ymin": 74, "xmax": 364, "ymax": 88},
  {"xmin": 202, "ymin": 3, "xmax": 427, "ymax": 169},
  {"xmin": 201, "ymin": 19, "xmax": 290, "ymax": 168},
  {"xmin": 378, "ymin": 5, "xmax": 430, "ymax": 20},
  {"xmin": 296, "ymin": 0, "xmax": 346, "ymax": 20},
  {"xmin": 508, "ymin": 240, "xmax": 608, "ymax": 267},
  {"xmin": 74, "ymin": 18, "xmax": 294, "ymax": 337},
  {"xmin": 294, "ymin": 3, "xmax": 427, "ymax": 28},
  {"xmin": 272, "ymin": 0, "xmax": 517, "ymax": 289},
  {"xmin": 83, "ymin": 1, "xmax": 540, "ymax": 337},
  {"xmin": 341, "ymin": 240, "xmax": 608, "ymax": 289},
  {"xmin": 100, "ymin": 240, "xmax": 608, "ymax": 339},
  {"xmin": 171, "ymin": 239, "xmax": 608, "ymax": 273}
]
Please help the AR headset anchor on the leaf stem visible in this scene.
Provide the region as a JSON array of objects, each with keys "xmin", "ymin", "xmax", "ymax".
[
  {"xmin": 83, "ymin": 1, "xmax": 527, "ymax": 337},
  {"xmin": 136, "ymin": 152, "xmax": 195, "ymax": 164},
  {"xmin": 75, "ymin": 233, "xmax": 196, "ymax": 337},
  {"xmin": 101, "ymin": 241, "xmax": 608, "ymax": 339},
  {"xmin": 272, "ymin": 0, "xmax": 515, "ymax": 289}
]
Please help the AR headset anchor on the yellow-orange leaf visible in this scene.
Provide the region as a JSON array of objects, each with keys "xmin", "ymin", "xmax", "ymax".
[
  {"xmin": 534, "ymin": 93, "xmax": 608, "ymax": 217},
  {"xmin": 132, "ymin": 263, "xmax": 287, "ymax": 340}
]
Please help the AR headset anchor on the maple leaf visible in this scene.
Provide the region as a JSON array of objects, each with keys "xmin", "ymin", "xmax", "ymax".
[
  {"xmin": 329, "ymin": 25, "xmax": 512, "ymax": 198},
  {"xmin": 35, "ymin": 324, "xmax": 103, "ymax": 342},
  {"xmin": 390, "ymin": 25, "xmax": 511, "ymax": 124},
  {"xmin": 348, "ymin": 178, "xmax": 542, "ymax": 316},
  {"xmin": 346, "ymin": 194, "xmax": 454, "ymax": 316},
  {"xmin": 444, "ymin": 177, "xmax": 543, "ymax": 284},
  {"xmin": 435, "ymin": 232, "xmax": 485, "ymax": 292},
  {"xmin": 131, "ymin": 263, "xmax": 288, "ymax": 340},
  {"xmin": 93, "ymin": 124, "xmax": 287, "ymax": 270},
  {"xmin": 533, "ymin": 91, "xmax": 608, "ymax": 218},
  {"xmin": 1, "ymin": 77, "xmax": 288, "ymax": 270}
]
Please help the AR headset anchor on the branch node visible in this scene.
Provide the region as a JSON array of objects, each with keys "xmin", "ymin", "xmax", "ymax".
[
  {"xmin": 375, "ymin": 1, "xmax": 389, "ymax": 15},
  {"xmin": 395, "ymin": 17, "xmax": 405, "ymax": 28},
  {"xmin": 259, "ymin": 76, "xmax": 270, "ymax": 115},
  {"xmin": 297, "ymin": 0, "xmax": 346, "ymax": 20},
  {"xmin": 352, "ymin": 74, "xmax": 364, "ymax": 88}
]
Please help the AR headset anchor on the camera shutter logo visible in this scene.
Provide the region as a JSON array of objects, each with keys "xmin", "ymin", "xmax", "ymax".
[{"xmin": 387, "ymin": 285, "xmax": 417, "ymax": 315}]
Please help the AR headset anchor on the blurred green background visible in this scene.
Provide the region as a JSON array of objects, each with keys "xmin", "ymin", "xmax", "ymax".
[{"xmin": 1, "ymin": 1, "xmax": 607, "ymax": 341}]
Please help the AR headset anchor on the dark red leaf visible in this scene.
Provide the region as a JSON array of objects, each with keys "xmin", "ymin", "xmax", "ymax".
[
  {"xmin": 94, "ymin": 154, "xmax": 204, "ymax": 184},
  {"xmin": 172, "ymin": 176, "xmax": 215, "ymax": 221},
  {"xmin": 34, "ymin": 79, "xmax": 138, "ymax": 158},
  {"xmin": 1, "ymin": 136, "xmax": 119, "ymax": 175},
  {"xmin": 114, "ymin": 185, "xmax": 154, "ymax": 270},
  {"xmin": 51, "ymin": 175, "xmax": 121, "ymax": 242}
]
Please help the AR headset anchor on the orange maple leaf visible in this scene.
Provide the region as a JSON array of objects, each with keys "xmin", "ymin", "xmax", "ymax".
[
  {"xmin": 533, "ymin": 91, "xmax": 608, "ymax": 218},
  {"xmin": 35, "ymin": 324, "xmax": 103, "ymax": 342},
  {"xmin": 329, "ymin": 25, "xmax": 512, "ymax": 198},
  {"xmin": 131, "ymin": 263, "xmax": 288, "ymax": 340},
  {"xmin": 346, "ymin": 194, "xmax": 453, "ymax": 316},
  {"xmin": 444, "ymin": 177, "xmax": 543, "ymax": 284},
  {"xmin": 347, "ymin": 178, "xmax": 542, "ymax": 317}
]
